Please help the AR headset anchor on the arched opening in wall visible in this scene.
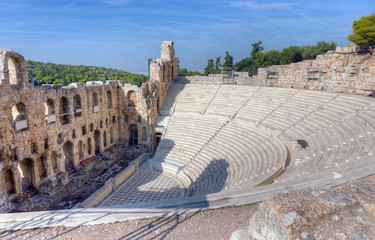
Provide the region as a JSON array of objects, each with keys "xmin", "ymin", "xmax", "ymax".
[
  {"xmin": 63, "ymin": 141, "xmax": 74, "ymax": 173},
  {"xmin": 103, "ymin": 131, "xmax": 107, "ymax": 148},
  {"xmin": 45, "ymin": 99, "xmax": 56, "ymax": 124},
  {"xmin": 73, "ymin": 95, "xmax": 82, "ymax": 118},
  {"xmin": 3, "ymin": 169, "xmax": 16, "ymax": 195},
  {"xmin": 163, "ymin": 65, "xmax": 166, "ymax": 82},
  {"xmin": 51, "ymin": 151, "xmax": 59, "ymax": 174},
  {"xmin": 155, "ymin": 132, "xmax": 163, "ymax": 151},
  {"xmin": 87, "ymin": 138, "xmax": 92, "ymax": 155},
  {"xmin": 128, "ymin": 124, "xmax": 138, "ymax": 146},
  {"xmin": 110, "ymin": 128, "xmax": 114, "ymax": 144},
  {"xmin": 94, "ymin": 130, "xmax": 101, "ymax": 155},
  {"xmin": 18, "ymin": 158, "xmax": 35, "ymax": 193},
  {"xmin": 37, "ymin": 155, "xmax": 48, "ymax": 181},
  {"xmin": 8, "ymin": 57, "xmax": 21, "ymax": 86},
  {"xmin": 12, "ymin": 102, "xmax": 28, "ymax": 132},
  {"xmin": 59, "ymin": 97, "xmax": 70, "ymax": 125},
  {"xmin": 157, "ymin": 98, "xmax": 160, "ymax": 113},
  {"xmin": 92, "ymin": 92, "xmax": 99, "ymax": 113},
  {"xmin": 142, "ymin": 127, "xmax": 147, "ymax": 142},
  {"xmin": 107, "ymin": 90, "xmax": 112, "ymax": 109},
  {"xmin": 127, "ymin": 91, "xmax": 137, "ymax": 107},
  {"xmin": 78, "ymin": 141, "xmax": 84, "ymax": 160}
]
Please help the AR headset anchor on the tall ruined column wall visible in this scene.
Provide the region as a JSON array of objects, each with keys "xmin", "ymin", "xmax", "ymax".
[{"xmin": 0, "ymin": 41, "xmax": 178, "ymax": 204}]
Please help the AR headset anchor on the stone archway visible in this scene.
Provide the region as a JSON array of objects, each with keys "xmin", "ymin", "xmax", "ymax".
[
  {"xmin": 63, "ymin": 141, "xmax": 74, "ymax": 173},
  {"xmin": 18, "ymin": 158, "xmax": 36, "ymax": 193},
  {"xmin": 94, "ymin": 130, "xmax": 101, "ymax": 155},
  {"xmin": 3, "ymin": 169, "xmax": 16, "ymax": 195},
  {"xmin": 128, "ymin": 124, "xmax": 138, "ymax": 146}
]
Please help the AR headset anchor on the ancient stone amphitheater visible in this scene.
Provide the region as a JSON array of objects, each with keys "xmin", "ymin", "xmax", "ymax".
[{"xmin": 1, "ymin": 42, "xmax": 375, "ymax": 236}]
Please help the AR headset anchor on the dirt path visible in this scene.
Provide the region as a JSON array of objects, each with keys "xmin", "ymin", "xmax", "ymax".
[{"xmin": 1, "ymin": 203, "xmax": 258, "ymax": 240}]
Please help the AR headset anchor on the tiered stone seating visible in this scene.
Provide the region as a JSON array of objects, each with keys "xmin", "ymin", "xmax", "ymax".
[
  {"xmin": 235, "ymin": 87, "xmax": 298, "ymax": 124},
  {"xmin": 151, "ymin": 83, "xmax": 375, "ymax": 203},
  {"xmin": 153, "ymin": 113, "xmax": 227, "ymax": 173},
  {"xmin": 173, "ymin": 84, "xmax": 220, "ymax": 113},
  {"xmin": 159, "ymin": 83, "xmax": 185, "ymax": 115},
  {"xmin": 261, "ymin": 90, "xmax": 336, "ymax": 131},
  {"xmin": 180, "ymin": 120, "xmax": 286, "ymax": 196},
  {"xmin": 205, "ymin": 85, "xmax": 259, "ymax": 117}
]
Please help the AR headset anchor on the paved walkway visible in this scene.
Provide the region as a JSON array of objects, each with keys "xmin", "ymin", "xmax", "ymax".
[{"xmin": 100, "ymin": 170, "xmax": 185, "ymax": 206}]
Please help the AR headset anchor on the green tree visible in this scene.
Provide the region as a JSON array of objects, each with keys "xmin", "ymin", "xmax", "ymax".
[
  {"xmin": 204, "ymin": 59, "xmax": 215, "ymax": 76},
  {"xmin": 223, "ymin": 52, "xmax": 233, "ymax": 70},
  {"xmin": 215, "ymin": 57, "xmax": 221, "ymax": 71},
  {"xmin": 179, "ymin": 68, "xmax": 188, "ymax": 75},
  {"xmin": 234, "ymin": 58, "xmax": 258, "ymax": 72},
  {"xmin": 250, "ymin": 41, "xmax": 264, "ymax": 60},
  {"xmin": 347, "ymin": 13, "xmax": 375, "ymax": 54}
]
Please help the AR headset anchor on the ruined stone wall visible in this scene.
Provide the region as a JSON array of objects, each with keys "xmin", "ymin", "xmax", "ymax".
[
  {"xmin": 256, "ymin": 44, "xmax": 375, "ymax": 95},
  {"xmin": 0, "ymin": 41, "xmax": 178, "ymax": 206},
  {"xmin": 176, "ymin": 72, "xmax": 259, "ymax": 85}
]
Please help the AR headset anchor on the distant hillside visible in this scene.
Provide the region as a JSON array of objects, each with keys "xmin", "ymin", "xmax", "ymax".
[{"xmin": 26, "ymin": 60, "xmax": 148, "ymax": 86}]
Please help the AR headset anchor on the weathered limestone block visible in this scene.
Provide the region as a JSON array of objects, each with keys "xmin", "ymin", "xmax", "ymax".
[
  {"xmin": 0, "ymin": 190, "xmax": 14, "ymax": 213},
  {"xmin": 233, "ymin": 179, "xmax": 375, "ymax": 240}
]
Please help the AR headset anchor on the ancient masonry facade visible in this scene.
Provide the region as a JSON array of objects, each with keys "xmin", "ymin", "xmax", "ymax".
[
  {"xmin": 0, "ymin": 41, "xmax": 178, "ymax": 208},
  {"xmin": 178, "ymin": 44, "xmax": 375, "ymax": 96}
]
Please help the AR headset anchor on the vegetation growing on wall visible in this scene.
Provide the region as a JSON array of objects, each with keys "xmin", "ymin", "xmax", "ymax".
[{"xmin": 26, "ymin": 60, "xmax": 148, "ymax": 86}]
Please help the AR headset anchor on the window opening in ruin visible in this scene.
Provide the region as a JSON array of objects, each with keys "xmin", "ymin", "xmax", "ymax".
[
  {"xmin": 73, "ymin": 95, "xmax": 82, "ymax": 118},
  {"xmin": 18, "ymin": 158, "xmax": 36, "ymax": 194},
  {"xmin": 78, "ymin": 141, "xmax": 84, "ymax": 160},
  {"xmin": 90, "ymin": 123, "xmax": 94, "ymax": 132},
  {"xmin": 72, "ymin": 129, "xmax": 76, "ymax": 139},
  {"xmin": 155, "ymin": 132, "xmax": 162, "ymax": 151},
  {"xmin": 138, "ymin": 116, "xmax": 142, "ymax": 123},
  {"xmin": 265, "ymin": 71, "xmax": 279, "ymax": 87},
  {"xmin": 45, "ymin": 99, "xmax": 55, "ymax": 117},
  {"xmin": 112, "ymin": 116, "xmax": 116, "ymax": 124},
  {"xmin": 11, "ymin": 148, "xmax": 18, "ymax": 162},
  {"xmin": 57, "ymin": 133, "xmax": 63, "ymax": 144},
  {"xmin": 82, "ymin": 126, "xmax": 86, "ymax": 136},
  {"xmin": 4, "ymin": 169, "xmax": 16, "ymax": 195},
  {"xmin": 51, "ymin": 151, "xmax": 59, "ymax": 173},
  {"xmin": 100, "ymin": 120, "xmax": 103, "ymax": 128},
  {"xmin": 142, "ymin": 127, "xmax": 147, "ymax": 142},
  {"xmin": 8, "ymin": 57, "xmax": 19, "ymax": 86},
  {"xmin": 103, "ymin": 131, "xmax": 107, "ymax": 147},
  {"xmin": 12, "ymin": 102, "xmax": 28, "ymax": 132},
  {"xmin": 38, "ymin": 155, "xmax": 47, "ymax": 180},
  {"xmin": 87, "ymin": 138, "xmax": 92, "ymax": 155},
  {"xmin": 59, "ymin": 97, "xmax": 70, "ymax": 125},
  {"xmin": 163, "ymin": 65, "xmax": 166, "ymax": 83},
  {"xmin": 129, "ymin": 124, "xmax": 138, "ymax": 146},
  {"xmin": 63, "ymin": 141, "xmax": 74, "ymax": 174},
  {"xmin": 125, "ymin": 115, "xmax": 129, "ymax": 123},
  {"xmin": 44, "ymin": 138, "xmax": 49, "ymax": 150},
  {"xmin": 94, "ymin": 130, "xmax": 101, "ymax": 155},
  {"xmin": 127, "ymin": 91, "xmax": 137, "ymax": 107},
  {"xmin": 110, "ymin": 128, "xmax": 114, "ymax": 144},
  {"xmin": 171, "ymin": 65, "xmax": 174, "ymax": 82},
  {"xmin": 32, "ymin": 142, "xmax": 38, "ymax": 154},
  {"xmin": 92, "ymin": 92, "xmax": 99, "ymax": 113},
  {"xmin": 107, "ymin": 90, "xmax": 112, "ymax": 109},
  {"xmin": 106, "ymin": 118, "xmax": 108, "ymax": 127}
]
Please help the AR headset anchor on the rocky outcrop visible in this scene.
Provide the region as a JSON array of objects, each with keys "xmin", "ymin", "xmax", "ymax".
[{"xmin": 232, "ymin": 178, "xmax": 375, "ymax": 240}]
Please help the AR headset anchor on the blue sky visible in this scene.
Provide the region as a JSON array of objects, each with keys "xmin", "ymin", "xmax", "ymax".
[{"xmin": 0, "ymin": 0, "xmax": 372, "ymax": 73}]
